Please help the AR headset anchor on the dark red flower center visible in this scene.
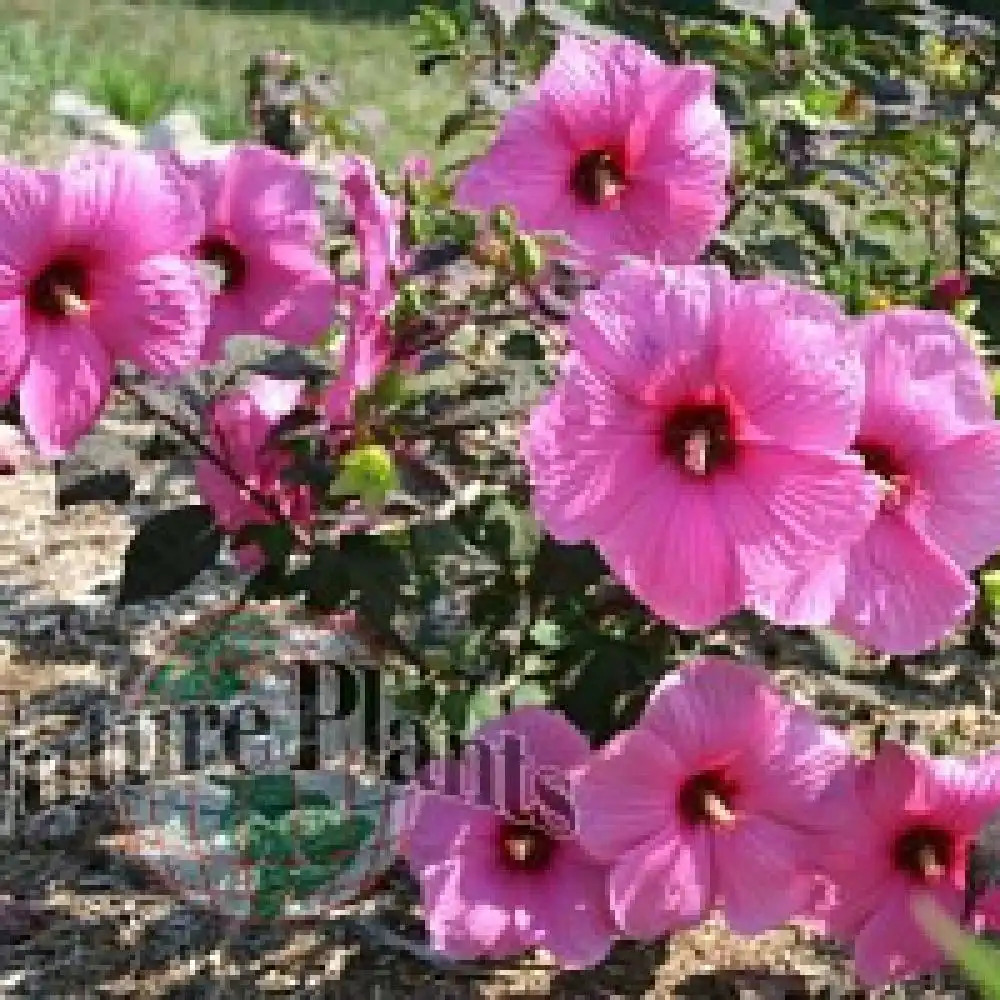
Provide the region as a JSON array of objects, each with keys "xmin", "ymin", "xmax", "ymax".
[
  {"xmin": 663, "ymin": 391, "xmax": 739, "ymax": 477},
  {"xmin": 678, "ymin": 768, "xmax": 740, "ymax": 828},
  {"xmin": 570, "ymin": 149, "xmax": 627, "ymax": 207},
  {"xmin": 196, "ymin": 235, "xmax": 247, "ymax": 292},
  {"xmin": 496, "ymin": 817, "xmax": 556, "ymax": 872},
  {"xmin": 28, "ymin": 255, "xmax": 90, "ymax": 320},
  {"xmin": 892, "ymin": 825, "xmax": 954, "ymax": 886},
  {"xmin": 854, "ymin": 437, "xmax": 913, "ymax": 512}
]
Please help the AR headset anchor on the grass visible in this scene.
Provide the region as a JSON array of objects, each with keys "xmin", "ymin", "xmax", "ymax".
[{"xmin": 0, "ymin": 0, "xmax": 469, "ymax": 166}]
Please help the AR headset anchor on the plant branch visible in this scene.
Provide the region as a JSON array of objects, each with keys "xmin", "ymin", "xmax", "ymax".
[
  {"xmin": 955, "ymin": 128, "xmax": 972, "ymax": 275},
  {"xmin": 121, "ymin": 381, "xmax": 442, "ymax": 678},
  {"xmin": 116, "ymin": 381, "xmax": 311, "ymax": 549},
  {"xmin": 954, "ymin": 31, "xmax": 1000, "ymax": 274}
]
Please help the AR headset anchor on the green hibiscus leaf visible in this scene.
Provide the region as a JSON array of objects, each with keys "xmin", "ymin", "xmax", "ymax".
[{"xmin": 290, "ymin": 864, "xmax": 334, "ymax": 898}]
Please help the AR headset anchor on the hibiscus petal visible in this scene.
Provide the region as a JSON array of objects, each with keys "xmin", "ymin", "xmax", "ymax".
[
  {"xmin": 745, "ymin": 702, "xmax": 851, "ymax": 821},
  {"xmin": 641, "ymin": 657, "xmax": 784, "ymax": 766},
  {"xmin": 718, "ymin": 283, "xmax": 861, "ymax": 452},
  {"xmin": 522, "ymin": 844, "xmax": 615, "ymax": 969},
  {"xmin": 618, "ymin": 175, "xmax": 726, "ymax": 265},
  {"xmin": 91, "ymin": 254, "xmax": 210, "ymax": 375},
  {"xmin": 911, "ymin": 425, "xmax": 1000, "ymax": 571},
  {"xmin": 397, "ymin": 760, "xmax": 497, "ymax": 873},
  {"xmin": 859, "ymin": 307, "xmax": 993, "ymax": 429},
  {"xmin": 0, "ymin": 165, "xmax": 61, "ymax": 290},
  {"xmin": 764, "ymin": 555, "xmax": 847, "ymax": 629},
  {"xmin": 596, "ymin": 463, "xmax": 742, "ymax": 629},
  {"xmin": 19, "ymin": 318, "xmax": 111, "ymax": 458},
  {"xmin": 336, "ymin": 155, "xmax": 401, "ymax": 296},
  {"xmin": 194, "ymin": 458, "xmax": 247, "ymax": 534},
  {"xmin": 639, "ymin": 73, "xmax": 730, "ymax": 177},
  {"xmin": 851, "ymin": 885, "xmax": 958, "ymax": 987},
  {"xmin": 833, "ymin": 514, "xmax": 976, "ymax": 654},
  {"xmin": 568, "ymin": 260, "xmax": 727, "ymax": 405},
  {"xmin": 718, "ymin": 442, "xmax": 879, "ymax": 622},
  {"xmin": 471, "ymin": 706, "xmax": 590, "ymax": 774},
  {"xmin": 59, "ymin": 148, "xmax": 203, "ymax": 264},
  {"xmin": 223, "ymin": 144, "xmax": 323, "ymax": 247},
  {"xmin": 522, "ymin": 352, "xmax": 664, "ymax": 543},
  {"xmin": 922, "ymin": 753, "xmax": 1000, "ymax": 833},
  {"xmin": 346, "ymin": 313, "xmax": 392, "ymax": 390},
  {"xmin": 714, "ymin": 816, "xmax": 814, "ymax": 934},
  {"xmin": 421, "ymin": 856, "xmax": 523, "ymax": 960},
  {"xmin": 609, "ymin": 822, "xmax": 712, "ymax": 938},
  {"xmin": 0, "ymin": 297, "xmax": 29, "ymax": 399},
  {"xmin": 541, "ymin": 38, "xmax": 708, "ymax": 152},
  {"xmin": 237, "ymin": 241, "xmax": 336, "ymax": 346},
  {"xmin": 573, "ymin": 726, "xmax": 683, "ymax": 861},
  {"xmin": 453, "ymin": 98, "xmax": 573, "ymax": 232},
  {"xmin": 241, "ymin": 374, "xmax": 305, "ymax": 425}
]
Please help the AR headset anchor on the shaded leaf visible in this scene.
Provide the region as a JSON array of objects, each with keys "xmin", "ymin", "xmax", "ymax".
[
  {"xmin": 118, "ymin": 505, "xmax": 222, "ymax": 605},
  {"xmin": 57, "ymin": 470, "xmax": 134, "ymax": 509},
  {"xmin": 438, "ymin": 108, "xmax": 494, "ymax": 146},
  {"xmin": 785, "ymin": 190, "xmax": 847, "ymax": 252}
]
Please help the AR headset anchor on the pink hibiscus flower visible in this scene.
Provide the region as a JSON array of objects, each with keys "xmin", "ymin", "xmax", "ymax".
[
  {"xmin": 572, "ymin": 657, "xmax": 850, "ymax": 938},
  {"xmin": 454, "ymin": 36, "xmax": 731, "ymax": 273},
  {"xmin": 181, "ymin": 143, "xmax": 336, "ymax": 361},
  {"xmin": 523, "ymin": 261, "xmax": 879, "ymax": 631},
  {"xmin": 0, "ymin": 150, "xmax": 209, "ymax": 457},
  {"xmin": 813, "ymin": 742, "xmax": 1000, "ymax": 987},
  {"xmin": 776, "ymin": 308, "xmax": 1000, "ymax": 653},
  {"xmin": 395, "ymin": 707, "xmax": 616, "ymax": 968},
  {"xmin": 195, "ymin": 374, "xmax": 314, "ymax": 571},
  {"xmin": 321, "ymin": 155, "xmax": 405, "ymax": 431}
]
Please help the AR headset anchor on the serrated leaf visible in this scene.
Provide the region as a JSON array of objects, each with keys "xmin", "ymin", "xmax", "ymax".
[{"xmin": 118, "ymin": 505, "xmax": 222, "ymax": 605}]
